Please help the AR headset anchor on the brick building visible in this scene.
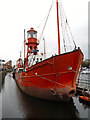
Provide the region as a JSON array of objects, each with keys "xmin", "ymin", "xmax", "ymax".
[
  {"xmin": 2, "ymin": 60, "xmax": 12, "ymax": 70},
  {"xmin": 3, "ymin": 64, "xmax": 9, "ymax": 70},
  {"xmin": 6, "ymin": 60, "xmax": 12, "ymax": 68}
]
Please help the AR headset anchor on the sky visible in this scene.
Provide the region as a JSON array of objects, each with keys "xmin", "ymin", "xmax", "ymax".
[{"xmin": 0, "ymin": 0, "xmax": 89, "ymax": 65}]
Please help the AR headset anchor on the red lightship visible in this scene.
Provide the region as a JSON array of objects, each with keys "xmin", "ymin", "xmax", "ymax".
[{"xmin": 15, "ymin": 0, "xmax": 83, "ymax": 102}]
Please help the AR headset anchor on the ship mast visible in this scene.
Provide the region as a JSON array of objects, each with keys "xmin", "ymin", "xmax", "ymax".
[
  {"xmin": 24, "ymin": 29, "xmax": 26, "ymax": 60},
  {"xmin": 56, "ymin": 0, "xmax": 60, "ymax": 54}
]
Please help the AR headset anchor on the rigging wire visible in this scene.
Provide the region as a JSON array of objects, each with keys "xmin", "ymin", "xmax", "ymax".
[
  {"xmin": 67, "ymin": 21, "xmax": 77, "ymax": 49},
  {"xmin": 59, "ymin": 2, "xmax": 66, "ymax": 52},
  {"xmin": 59, "ymin": 2, "xmax": 72, "ymax": 52},
  {"xmin": 39, "ymin": 0, "xmax": 54, "ymax": 43},
  {"xmin": 59, "ymin": 0, "xmax": 77, "ymax": 49},
  {"xmin": 37, "ymin": 15, "xmax": 48, "ymax": 29},
  {"xmin": 65, "ymin": 21, "xmax": 72, "ymax": 50}
]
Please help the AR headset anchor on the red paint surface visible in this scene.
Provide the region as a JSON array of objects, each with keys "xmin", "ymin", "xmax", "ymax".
[{"xmin": 15, "ymin": 49, "xmax": 83, "ymax": 101}]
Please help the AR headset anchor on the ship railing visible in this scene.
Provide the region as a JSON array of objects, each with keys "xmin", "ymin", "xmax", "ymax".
[
  {"xmin": 28, "ymin": 54, "xmax": 44, "ymax": 67},
  {"xmin": 76, "ymin": 78, "xmax": 90, "ymax": 90}
]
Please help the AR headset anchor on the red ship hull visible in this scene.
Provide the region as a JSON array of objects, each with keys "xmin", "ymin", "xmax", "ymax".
[{"xmin": 15, "ymin": 49, "xmax": 83, "ymax": 101}]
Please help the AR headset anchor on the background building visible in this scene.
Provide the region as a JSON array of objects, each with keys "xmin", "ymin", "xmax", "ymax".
[
  {"xmin": 82, "ymin": 59, "xmax": 90, "ymax": 68},
  {"xmin": 2, "ymin": 60, "xmax": 12, "ymax": 70}
]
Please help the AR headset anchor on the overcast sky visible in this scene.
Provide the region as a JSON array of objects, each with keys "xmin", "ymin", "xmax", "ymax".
[{"xmin": 0, "ymin": 0, "xmax": 89, "ymax": 65}]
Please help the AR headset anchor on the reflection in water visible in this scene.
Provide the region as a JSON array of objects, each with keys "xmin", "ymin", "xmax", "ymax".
[
  {"xmin": 2, "ymin": 73, "xmax": 89, "ymax": 119},
  {"xmin": 18, "ymin": 92, "xmax": 79, "ymax": 119}
]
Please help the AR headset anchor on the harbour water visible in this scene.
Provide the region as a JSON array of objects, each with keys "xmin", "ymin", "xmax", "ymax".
[{"xmin": 0, "ymin": 73, "xmax": 90, "ymax": 119}]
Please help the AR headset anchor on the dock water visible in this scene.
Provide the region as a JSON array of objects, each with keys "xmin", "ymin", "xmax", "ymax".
[{"xmin": 0, "ymin": 73, "xmax": 90, "ymax": 119}]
